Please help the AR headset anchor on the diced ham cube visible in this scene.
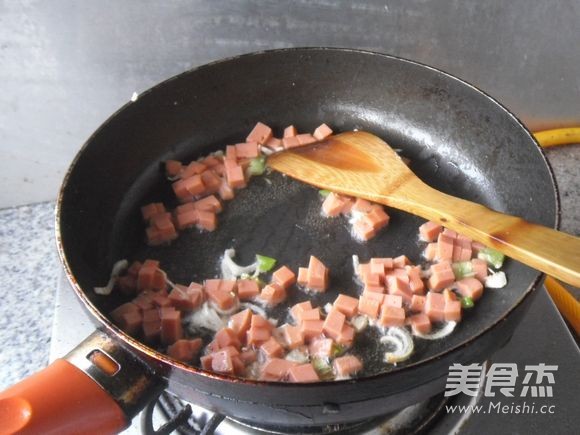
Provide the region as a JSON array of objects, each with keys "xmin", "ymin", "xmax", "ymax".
[
  {"xmin": 246, "ymin": 122, "xmax": 273, "ymax": 145},
  {"xmin": 307, "ymin": 256, "xmax": 329, "ymax": 292},
  {"xmin": 142, "ymin": 318, "xmax": 161, "ymax": 343},
  {"xmin": 181, "ymin": 161, "xmax": 207, "ymax": 179},
  {"xmin": 167, "ymin": 338, "xmax": 202, "ymax": 362},
  {"xmin": 192, "ymin": 195, "xmax": 222, "ymax": 213},
  {"xmin": 456, "ymin": 277, "xmax": 484, "ymax": 301},
  {"xmin": 424, "ymin": 292, "xmax": 446, "ymax": 322},
  {"xmin": 264, "ymin": 137, "xmax": 282, "ymax": 149},
  {"xmin": 204, "ymin": 279, "xmax": 237, "ymax": 310},
  {"xmin": 224, "ymin": 159, "xmax": 246, "ymax": 189},
  {"xmin": 409, "ymin": 313, "xmax": 432, "ymax": 335},
  {"xmin": 361, "ymin": 290, "xmax": 385, "ymax": 302},
  {"xmin": 260, "ymin": 358, "xmax": 296, "ymax": 381},
  {"xmin": 218, "ymin": 179, "xmax": 235, "ymax": 200},
  {"xmin": 333, "ymin": 355, "xmax": 362, "ymax": 378},
  {"xmin": 335, "ymin": 324, "xmax": 355, "ymax": 346},
  {"xmin": 409, "ymin": 294, "xmax": 426, "ymax": 312},
  {"xmin": 309, "ymin": 338, "xmax": 334, "ymax": 358},
  {"xmin": 215, "ymin": 327, "xmax": 241, "ymax": 349},
  {"xmin": 452, "ymin": 244, "xmax": 472, "ymax": 262},
  {"xmin": 290, "ymin": 301, "xmax": 313, "ymax": 323},
  {"xmin": 281, "ymin": 324, "xmax": 304, "ymax": 350},
  {"xmin": 172, "ymin": 179, "xmax": 193, "ymax": 202},
  {"xmin": 424, "ymin": 243, "xmax": 437, "ymax": 261},
  {"xmin": 137, "ymin": 260, "xmax": 165, "ymax": 292},
  {"xmin": 259, "ymin": 283, "xmax": 287, "ymax": 306},
  {"xmin": 386, "ymin": 275, "xmax": 412, "ymax": 302},
  {"xmin": 225, "ymin": 145, "xmax": 237, "ymax": 161},
  {"xmin": 333, "ymin": 294, "xmax": 359, "ymax": 318},
  {"xmin": 165, "ymin": 160, "xmax": 183, "ymax": 178},
  {"xmin": 297, "ymin": 267, "xmax": 309, "ymax": 286},
  {"xmin": 370, "ymin": 256, "xmax": 393, "ymax": 269},
  {"xmin": 379, "ymin": 306, "xmax": 406, "ymax": 327},
  {"xmin": 419, "ymin": 221, "xmax": 443, "ymax": 242},
  {"xmin": 358, "ymin": 296, "xmax": 381, "ymax": 319},
  {"xmin": 211, "ymin": 350, "xmax": 234, "ymax": 374},
  {"xmin": 322, "ymin": 309, "xmax": 346, "ymax": 341},
  {"xmin": 141, "ymin": 203, "xmax": 166, "ymax": 221},
  {"xmin": 229, "ymin": 309, "xmax": 252, "ymax": 340},
  {"xmin": 283, "ymin": 125, "xmax": 298, "ymax": 138},
  {"xmin": 313, "ymin": 123, "xmax": 333, "ymax": 141},
  {"xmin": 116, "ymin": 310, "xmax": 142, "ymax": 336},
  {"xmin": 300, "ymin": 319, "xmax": 324, "ymax": 341},
  {"xmin": 393, "ymin": 255, "xmax": 411, "ymax": 268},
  {"xmin": 200, "ymin": 354, "xmax": 213, "ymax": 370},
  {"xmin": 352, "ymin": 218, "xmax": 376, "ymax": 240},
  {"xmin": 200, "ymin": 170, "xmax": 222, "ymax": 194},
  {"xmin": 383, "ymin": 294, "xmax": 403, "ymax": 308},
  {"xmin": 442, "ymin": 229, "xmax": 458, "ymax": 239},
  {"xmin": 251, "ymin": 314, "xmax": 274, "ymax": 330},
  {"xmin": 288, "ymin": 363, "xmax": 320, "ymax": 383},
  {"xmin": 260, "ymin": 337, "xmax": 285, "ymax": 358},
  {"xmin": 272, "ymin": 266, "xmax": 296, "ymax": 289},
  {"xmin": 237, "ymin": 279, "xmax": 260, "ymax": 300},
  {"xmin": 360, "ymin": 265, "xmax": 382, "ymax": 287},
  {"xmin": 247, "ymin": 325, "xmax": 271, "ymax": 346},
  {"xmin": 160, "ymin": 308, "xmax": 183, "ymax": 345},
  {"xmin": 436, "ymin": 232, "xmax": 455, "ymax": 261},
  {"xmin": 196, "ymin": 210, "xmax": 217, "ymax": 232},
  {"xmin": 366, "ymin": 206, "xmax": 390, "ymax": 230},
  {"xmin": 235, "ymin": 141, "xmax": 260, "ymax": 158},
  {"xmin": 322, "ymin": 192, "xmax": 347, "ymax": 217},
  {"xmin": 282, "ymin": 136, "xmax": 302, "ymax": 149},
  {"xmin": 352, "ymin": 198, "xmax": 373, "ymax": 213},
  {"xmin": 174, "ymin": 207, "xmax": 198, "ymax": 230},
  {"xmin": 445, "ymin": 300, "xmax": 462, "ymax": 322},
  {"xmin": 406, "ymin": 266, "xmax": 425, "ymax": 294},
  {"xmin": 182, "ymin": 175, "xmax": 205, "ymax": 196},
  {"xmin": 428, "ymin": 261, "xmax": 455, "ymax": 291},
  {"xmin": 296, "ymin": 133, "xmax": 317, "ymax": 145},
  {"xmin": 168, "ymin": 284, "xmax": 203, "ymax": 311},
  {"xmin": 201, "ymin": 155, "xmax": 221, "ymax": 168},
  {"xmin": 471, "ymin": 259, "xmax": 488, "ymax": 282}
]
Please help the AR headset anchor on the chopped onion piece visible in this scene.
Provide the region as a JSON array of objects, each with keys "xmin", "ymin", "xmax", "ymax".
[
  {"xmin": 186, "ymin": 303, "xmax": 226, "ymax": 332},
  {"xmin": 323, "ymin": 303, "xmax": 333, "ymax": 314},
  {"xmin": 414, "ymin": 321, "xmax": 457, "ymax": 340},
  {"xmin": 485, "ymin": 271, "xmax": 507, "ymax": 288},
  {"xmin": 240, "ymin": 302, "xmax": 268, "ymax": 318},
  {"xmin": 285, "ymin": 349, "xmax": 310, "ymax": 364},
  {"xmin": 352, "ymin": 255, "xmax": 360, "ymax": 274},
  {"xmin": 380, "ymin": 327, "xmax": 414, "ymax": 364},
  {"xmin": 94, "ymin": 259, "xmax": 129, "ymax": 295},
  {"xmin": 220, "ymin": 248, "xmax": 258, "ymax": 280},
  {"xmin": 351, "ymin": 315, "xmax": 369, "ymax": 332}
]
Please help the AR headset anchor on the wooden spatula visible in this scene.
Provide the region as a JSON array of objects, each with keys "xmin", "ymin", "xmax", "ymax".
[{"xmin": 268, "ymin": 131, "xmax": 580, "ymax": 287}]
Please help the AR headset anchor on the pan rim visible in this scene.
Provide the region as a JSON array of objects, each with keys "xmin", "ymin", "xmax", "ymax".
[{"xmin": 55, "ymin": 46, "xmax": 560, "ymax": 387}]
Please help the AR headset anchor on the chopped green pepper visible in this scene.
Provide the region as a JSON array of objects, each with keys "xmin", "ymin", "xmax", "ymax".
[
  {"xmin": 331, "ymin": 343, "xmax": 346, "ymax": 358},
  {"xmin": 248, "ymin": 156, "xmax": 267, "ymax": 176},
  {"xmin": 318, "ymin": 189, "xmax": 331, "ymax": 197},
  {"xmin": 256, "ymin": 254, "xmax": 277, "ymax": 273},
  {"xmin": 478, "ymin": 247, "xmax": 505, "ymax": 269},
  {"xmin": 452, "ymin": 261, "xmax": 474, "ymax": 280},
  {"xmin": 461, "ymin": 296, "xmax": 474, "ymax": 309},
  {"xmin": 312, "ymin": 357, "xmax": 334, "ymax": 380}
]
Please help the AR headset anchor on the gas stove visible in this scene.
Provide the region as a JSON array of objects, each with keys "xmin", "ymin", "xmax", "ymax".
[{"xmin": 50, "ymin": 274, "xmax": 579, "ymax": 434}]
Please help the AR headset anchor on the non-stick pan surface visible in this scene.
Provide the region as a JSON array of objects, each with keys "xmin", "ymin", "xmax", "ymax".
[{"xmin": 57, "ymin": 48, "xmax": 557, "ymax": 425}]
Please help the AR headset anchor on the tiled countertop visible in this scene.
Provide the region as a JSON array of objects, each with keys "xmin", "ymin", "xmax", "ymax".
[{"xmin": 0, "ymin": 146, "xmax": 578, "ymax": 391}]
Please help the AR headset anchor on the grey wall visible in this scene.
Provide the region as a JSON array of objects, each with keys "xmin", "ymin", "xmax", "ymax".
[{"xmin": 1, "ymin": 0, "xmax": 579, "ymax": 207}]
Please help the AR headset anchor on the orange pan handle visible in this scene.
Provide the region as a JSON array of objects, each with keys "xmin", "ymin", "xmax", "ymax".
[{"xmin": 0, "ymin": 330, "xmax": 164, "ymax": 435}]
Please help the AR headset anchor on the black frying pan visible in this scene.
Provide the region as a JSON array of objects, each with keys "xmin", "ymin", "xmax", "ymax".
[{"xmin": 1, "ymin": 48, "xmax": 558, "ymax": 433}]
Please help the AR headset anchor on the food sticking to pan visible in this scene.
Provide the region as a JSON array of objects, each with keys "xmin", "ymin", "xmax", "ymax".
[{"xmin": 98, "ymin": 121, "xmax": 508, "ymax": 383}]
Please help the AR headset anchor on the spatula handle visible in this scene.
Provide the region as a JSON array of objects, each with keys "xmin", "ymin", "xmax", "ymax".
[{"xmin": 390, "ymin": 181, "xmax": 580, "ymax": 287}]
